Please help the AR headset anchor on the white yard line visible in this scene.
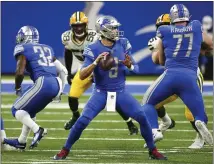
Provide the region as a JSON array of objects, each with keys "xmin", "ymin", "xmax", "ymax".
[
  {"xmin": 2, "ymin": 111, "xmax": 213, "ymax": 117},
  {"xmin": 3, "ymin": 119, "xmax": 213, "ymax": 124},
  {"xmin": 1, "ymin": 162, "xmax": 165, "ymax": 164},
  {"xmin": 4, "ymin": 137, "xmax": 208, "ymax": 142},
  {"xmin": 2, "ymin": 79, "xmax": 213, "ymax": 85},
  {"xmin": 4, "ymin": 127, "xmax": 213, "ymax": 132},
  {"xmin": 1, "ymin": 103, "xmax": 213, "ymax": 109}
]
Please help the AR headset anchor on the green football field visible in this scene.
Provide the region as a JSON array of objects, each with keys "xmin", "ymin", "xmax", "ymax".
[{"xmin": 1, "ymin": 94, "xmax": 213, "ymax": 164}]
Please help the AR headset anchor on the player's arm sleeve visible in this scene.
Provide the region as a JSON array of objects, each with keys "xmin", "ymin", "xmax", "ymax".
[
  {"xmin": 15, "ymin": 55, "xmax": 26, "ymax": 90},
  {"xmin": 64, "ymin": 49, "xmax": 73, "ymax": 76},
  {"xmin": 53, "ymin": 59, "xmax": 68, "ymax": 92},
  {"xmin": 14, "ymin": 45, "xmax": 25, "ymax": 59},
  {"xmin": 81, "ymin": 47, "xmax": 95, "ymax": 69},
  {"xmin": 123, "ymin": 39, "xmax": 139, "ymax": 74},
  {"xmin": 128, "ymin": 55, "xmax": 139, "ymax": 74}
]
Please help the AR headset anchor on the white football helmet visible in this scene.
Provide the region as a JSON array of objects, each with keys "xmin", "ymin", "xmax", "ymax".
[
  {"xmin": 170, "ymin": 4, "xmax": 190, "ymax": 23},
  {"xmin": 16, "ymin": 26, "xmax": 39, "ymax": 44}
]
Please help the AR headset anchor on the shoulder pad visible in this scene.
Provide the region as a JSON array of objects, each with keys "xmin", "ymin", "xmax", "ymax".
[
  {"xmin": 14, "ymin": 44, "xmax": 25, "ymax": 57},
  {"xmin": 61, "ymin": 30, "xmax": 72, "ymax": 45}
]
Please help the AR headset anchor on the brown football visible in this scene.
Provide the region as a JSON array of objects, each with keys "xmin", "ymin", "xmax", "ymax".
[{"xmin": 99, "ymin": 55, "xmax": 115, "ymax": 71}]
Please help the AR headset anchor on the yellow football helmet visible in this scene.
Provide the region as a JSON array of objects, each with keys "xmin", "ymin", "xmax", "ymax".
[
  {"xmin": 156, "ymin": 14, "xmax": 171, "ymax": 29},
  {"xmin": 69, "ymin": 11, "xmax": 88, "ymax": 38}
]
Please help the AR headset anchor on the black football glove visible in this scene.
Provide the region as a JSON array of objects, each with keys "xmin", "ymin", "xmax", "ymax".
[{"xmin": 67, "ymin": 74, "xmax": 74, "ymax": 85}]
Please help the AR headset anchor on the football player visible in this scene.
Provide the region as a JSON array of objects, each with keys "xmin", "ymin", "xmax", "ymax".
[
  {"xmin": 142, "ymin": 4, "xmax": 213, "ymax": 148},
  {"xmin": 3, "ymin": 26, "xmax": 67, "ymax": 150},
  {"xmin": 54, "ymin": 15, "xmax": 167, "ymax": 160},
  {"xmin": 145, "ymin": 13, "xmax": 208, "ymax": 149},
  {"xmin": 63, "ymin": 11, "xmax": 138, "ymax": 135}
]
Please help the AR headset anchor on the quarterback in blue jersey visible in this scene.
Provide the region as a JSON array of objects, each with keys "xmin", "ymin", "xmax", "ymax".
[
  {"xmin": 54, "ymin": 16, "xmax": 167, "ymax": 160},
  {"xmin": 143, "ymin": 4, "xmax": 213, "ymax": 147},
  {"xmin": 3, "ymin": 26, "xmax": 67, "ymax": 150}
]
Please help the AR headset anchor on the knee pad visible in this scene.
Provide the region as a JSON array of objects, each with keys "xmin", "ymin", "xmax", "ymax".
[
  {"xmin": 68, "ymin": 97, "xmax": 79, "ymax": 112},
  {"xmin": 74, "ymin": 116, "xmax": 91, "ymax": 131},
  {"xmin": 185, "ymin": 107, "xmax": 194, "ymax": 122}
]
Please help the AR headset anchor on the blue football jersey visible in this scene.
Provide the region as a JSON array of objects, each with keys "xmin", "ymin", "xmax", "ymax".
[
  {"xmin": 157, "ymin": 20, "xmax": 203, "ymax": 71},
  {"xmin": 13, "ymin": 43, "xmax": 57, "ymax": 82},
  {"xmin": 82, "ymin": 38, "xmax": 138, "ymax": 91}
]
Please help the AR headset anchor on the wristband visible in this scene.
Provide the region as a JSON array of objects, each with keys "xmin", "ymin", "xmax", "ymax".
[
  {"xmin": 128, "ymin": 65, "xmax": 134, "ymax": 71},
  {"xmin": 93, "ymin": 61, "xmax": 98, "ymax": 66}
]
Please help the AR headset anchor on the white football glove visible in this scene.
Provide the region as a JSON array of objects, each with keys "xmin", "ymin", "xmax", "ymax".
[{"xmin": 148, "ymin": 37, "xmax": 160, "ymax": 52}]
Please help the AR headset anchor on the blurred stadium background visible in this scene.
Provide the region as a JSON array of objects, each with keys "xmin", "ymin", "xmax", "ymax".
[
  {"xmin": 1, "ymin": 1, "xmax": 213, "ymax": 78},
  {"xmin": 1, "ymin": 1, "xmax": 213, "ymax": 164}
]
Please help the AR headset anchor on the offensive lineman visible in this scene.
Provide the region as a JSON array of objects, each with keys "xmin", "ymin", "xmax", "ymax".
[
  {"xmin": 62, "ymin": 11, "xmax": 138, "ymax": 135},
  {"xmin": 143, "ymin": 4, "xmax": 213, "ymax": 147},
  {"xmin": 145, "ymin": 13, "xmax": 208, "ymax": 149}
]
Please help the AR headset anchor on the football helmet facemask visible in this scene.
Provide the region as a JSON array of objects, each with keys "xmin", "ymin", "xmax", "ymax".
[{"xmin": 70, "ymin": 11, "xmax": 88, "ymax": 38}]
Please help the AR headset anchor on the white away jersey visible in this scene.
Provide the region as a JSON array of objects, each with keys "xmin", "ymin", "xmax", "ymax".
[{"xmin": 61, "ymin": 29, "xmax": 99, "ymax": 62}]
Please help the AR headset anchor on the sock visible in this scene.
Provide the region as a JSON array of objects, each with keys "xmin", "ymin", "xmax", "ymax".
[
  {"xmin": 190, "ymin": 121, "xmax": 199, "ymax": 133},
  {"xmin": 142, "ymin": 104, "xmax": 159, "ymax": 129},
  {"xmin": 157, "ymin": 106, "xmax": 166, "ymax": 118},
  {"xmin": 161, "ymin": 113, "xmax": 171, "ymax": 123},
  {"xmin": 18, "ymin": 124, "xmax": 31, "ymax": 144},
  {"xmin": 1, "ymin": 118, "xmax": 6, "ymax": 143},
  {"xmin": 15, "ymin": 110, "xmax": 39, "ymax": 133},
  {"xmin": 1, "ymin": 130, "xmax": 6, "ymax": 143},
  {"xmin": 126, "ymin": 118, "xmax": 135, "ymax": 127},
  {"xmin": 73, "ymin": 111, "xmax": 80, "ymax": 118}
]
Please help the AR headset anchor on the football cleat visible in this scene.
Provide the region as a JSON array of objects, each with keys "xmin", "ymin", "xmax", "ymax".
[
  {"xmin": 188, "ymin": 133, "xmax": 205, "ymax": 149},
  {"xmin": 3, "ymin": 138, "xmax": 26, "ymax": 150},
  {"xmin": 64, "ymin": 116, "xmax": 79, "ymax": 130},
  {"xmin": 144, "ymin": 130, "xmax": 163, "ymax": 148},
  {"xmin": 2, "ymin": 143, "xmax": 18, "ymax": 151},
  {"xmin": 128, "ymin": 125, "xmax": 139, "ymax": 135},
  {"xmin": 53, "ymin": 147, "xmax": 70, "ymax": 160},
  {"xmin": 149, "ymin": 148, "xmax": 167, "ymax": 160},
  {"xmin": 195, "ymin": 120, "xmax": 213, "ymax": 145},
  {"xmin": 29, "ymin": 127, "xmax": 47, "ymax": 149},
  {"xmin": 159, "ymin": 118, "xmax": 175, "ymax": 133}
]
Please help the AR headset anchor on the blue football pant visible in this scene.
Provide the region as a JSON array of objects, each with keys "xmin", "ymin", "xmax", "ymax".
[
  {"xmin": 64, "ymin": 89, "xmax": 155, "ymax": 150},
  {"xmin": 12, "ymin": 76, "xmax": 60, "ymax": 118},
  {"xmin": 143, "ymin": 69, "xmax": 206, "ymax": 129}
]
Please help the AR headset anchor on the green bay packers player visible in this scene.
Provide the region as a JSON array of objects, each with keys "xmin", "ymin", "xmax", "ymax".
[
  {"xmin": 62, "ymin": 11, "xmax": 138, "ymax": 135},
  {"xmin": 145, "ymin": 14, "xmax": 208, "ymax": 149}
]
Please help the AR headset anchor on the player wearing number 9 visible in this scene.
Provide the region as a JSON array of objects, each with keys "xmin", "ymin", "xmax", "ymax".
[
  {"xmin": 54, "ymin": 15, "xmax": 167, "ymax": 160},
  {"xmin": 142, "ymin": 4, "xmax": 213, "ymax": 147},
  {"xmin": 62, "ymin": 11, "xmax": 139, "ymax": 135},
  {"xmin": 3, "ymin": 26, "xmax": 67, "ymax": 150}
]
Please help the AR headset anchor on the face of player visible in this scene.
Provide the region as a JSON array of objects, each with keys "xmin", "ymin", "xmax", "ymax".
[{"xmin": 72, "ymin": 23, "xmax": 87, "ymax": 38}]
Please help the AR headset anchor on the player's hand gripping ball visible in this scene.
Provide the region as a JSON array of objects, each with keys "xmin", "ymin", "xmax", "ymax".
[{"xmin": 99, "ymin": 53, "xmax": 115, "ymax": 71}]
